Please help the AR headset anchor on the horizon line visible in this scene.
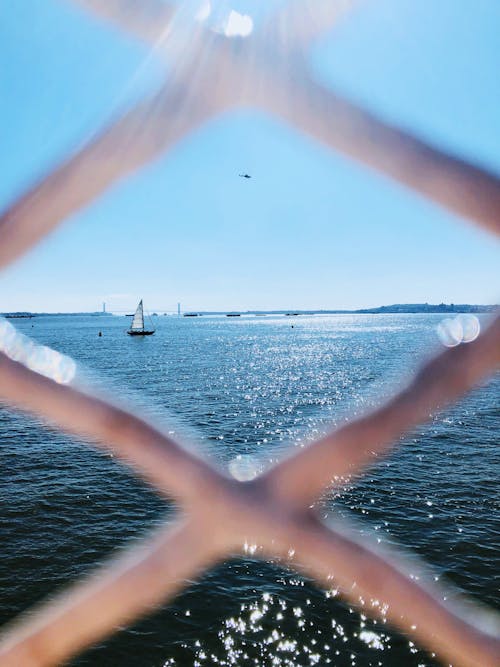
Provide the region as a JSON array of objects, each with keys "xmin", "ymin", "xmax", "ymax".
[{"xmin": 2, "ymin": 302, "xmax": 498, "ymax": 317}]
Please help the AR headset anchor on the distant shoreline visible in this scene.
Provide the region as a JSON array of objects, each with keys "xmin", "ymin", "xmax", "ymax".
[{"xmin": 2, "ymin": 303, "xmax": 497, "ymax": 318}]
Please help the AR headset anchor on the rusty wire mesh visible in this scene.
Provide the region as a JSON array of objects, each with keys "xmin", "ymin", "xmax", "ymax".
[{"xmin": 0, "ymin": 2, "xmax": 499, "ymax": 666}]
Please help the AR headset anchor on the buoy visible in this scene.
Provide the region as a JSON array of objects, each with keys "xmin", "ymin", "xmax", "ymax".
[{"xmin": 98, "ymin": 331, "xmax": 102, "ymax": 337}]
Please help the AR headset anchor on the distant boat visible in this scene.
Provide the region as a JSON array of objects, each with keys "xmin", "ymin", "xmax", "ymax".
[
  {"xmin": 226, "ymin": 313, "xmax": 241, "ymax": 317},
  {"xmin": 184, "ymin": 313, "xmax": 199, "ymax": 317},
  {"xmin": 127, "ymin": 300, "xmax": 155, "ymax": 336}
]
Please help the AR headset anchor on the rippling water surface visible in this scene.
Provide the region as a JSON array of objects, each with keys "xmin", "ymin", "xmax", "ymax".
[{"xmin": 0, "ymin": 314, "xmax": 498, "ymax": 666}]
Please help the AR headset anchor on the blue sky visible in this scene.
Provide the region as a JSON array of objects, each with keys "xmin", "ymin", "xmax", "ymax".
[{"xmin": 0, "ymin": 0, "xmax": 499, "ymax": 313}]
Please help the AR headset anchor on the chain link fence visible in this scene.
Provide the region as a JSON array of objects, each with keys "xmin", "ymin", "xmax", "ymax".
[{"xmin": 0, "ymin": 2, "xmax": 499, "ymax": 665}]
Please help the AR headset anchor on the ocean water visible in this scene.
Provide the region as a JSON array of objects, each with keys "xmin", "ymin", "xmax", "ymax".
[{"xmin": 0, "ymin": 313, "xmax": 498, "ymax": 666}]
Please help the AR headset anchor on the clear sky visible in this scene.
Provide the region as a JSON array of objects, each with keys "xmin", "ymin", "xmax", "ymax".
[{"xmin": 0, "ymin": 0, "xmax": 499, "ymax": 313}]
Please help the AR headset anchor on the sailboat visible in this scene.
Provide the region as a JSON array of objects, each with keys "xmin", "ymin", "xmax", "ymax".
[{"xmin": 127, "ymin": 299, "xmax": 155, "ymax": 336}]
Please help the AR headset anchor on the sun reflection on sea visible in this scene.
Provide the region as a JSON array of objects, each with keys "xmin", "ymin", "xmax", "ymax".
[{"xmin": 173, "ymin": 590, "xmax": 393, "ymax": 666}]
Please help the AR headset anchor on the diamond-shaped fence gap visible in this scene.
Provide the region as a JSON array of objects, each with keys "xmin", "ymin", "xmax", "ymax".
[
  {"xmin": 0, "ymin": 2, "xmax": 499, "ymax": 666},
  {"xmin": 309, "ymin": 0, "xmax": 500, "ymax": 177}
]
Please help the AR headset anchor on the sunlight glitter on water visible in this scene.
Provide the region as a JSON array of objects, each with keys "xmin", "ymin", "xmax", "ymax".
[
  {"xmin": 2, "ymin": 313, "xmax": 497, "ymax": 666},
  {"xmin": 177, "ymin": 591, "xmax": 395, "ymax": 667}
]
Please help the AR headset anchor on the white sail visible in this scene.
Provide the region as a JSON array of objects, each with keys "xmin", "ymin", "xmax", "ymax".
[{"xmin": 130, "ymin": 300, "xmax": 144, "ymax": 331}]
